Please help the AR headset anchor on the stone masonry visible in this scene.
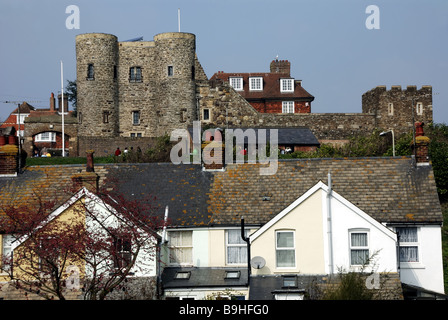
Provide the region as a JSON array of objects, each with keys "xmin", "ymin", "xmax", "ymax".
[{"xmin": 73, "ymin": 31, "xmax": 433, "ymax": 155}]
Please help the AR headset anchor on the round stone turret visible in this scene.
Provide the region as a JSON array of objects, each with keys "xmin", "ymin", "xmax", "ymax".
[
  {"xmin": 76, "ymin": 33, "xmax": 119, "ymax": 137},
  {"xmin": 153, "ymin": 32, "xmax": 197, "ymax": 135}
]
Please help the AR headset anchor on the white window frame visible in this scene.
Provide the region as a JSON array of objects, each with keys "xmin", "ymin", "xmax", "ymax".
[
  {"xmin": 35, "ymin": 132, "xmax": 56, "ymax": 142},
  {"xmin": 349, "ymin": 230, "xmax": 370, "ymax": 267},
  {"xmin": 275, "ymin": 230, "xmax": 296, "ymax": 269},
  {"xmin": 169, "ymin": 231, "xmax": 193, "ymax": 265},
  {"xmin": 280, "ymin": 78, "xmax": 294, "ymax": 93},
  {"xmin": 226, "ymin": 229, "xmax": 248, "ymax": 265},
  {"xmin": 229, "ymin": 77, "xmax": 243, "ymax": 91},
  {"xmin": 1, "ymin": 234, "xmax": 14, "ymax": 273},
  {"xmin": 249, "ymin": 77, "xmax": 263, "ymax": 91},
  {"xmin": 282, "ymin": 101, "xmax": 295, "ymax": 113},
  {"xmin": 396, "ymin": 227, "xmax": 420, "ymax": 264}
]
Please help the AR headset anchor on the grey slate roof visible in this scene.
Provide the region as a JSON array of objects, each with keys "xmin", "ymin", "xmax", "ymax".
[
  {"xmin": 162, "ymin": 267, "xmax": 248, "ymax": 290},
  {"xmin": 207, "ymin": 157, "xmax": 443, "ymax": 225},
  {"xmin": 187, "ymin": 127, "xmax": 320, "ymax": 146},
  {"xmin": 1, "ymin": 156, "xmax": 442, "ymax": 230}
]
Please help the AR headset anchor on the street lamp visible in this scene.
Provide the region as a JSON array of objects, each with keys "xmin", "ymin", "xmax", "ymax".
[{"xmin": 380, "ymin": 130, "xmax": 395, "ymax": 157}]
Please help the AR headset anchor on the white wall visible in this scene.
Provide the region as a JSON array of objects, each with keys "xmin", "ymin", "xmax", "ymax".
[
  {"xmin": 327, "ymin": 191, "xmax": 398, "ymax": 274},
  {"xmin": 398, "ymin": 225, "xmax": 445, "ymax": 294}
]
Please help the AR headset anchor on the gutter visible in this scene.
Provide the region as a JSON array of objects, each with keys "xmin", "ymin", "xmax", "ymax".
[
  {"xmin": 241, "ymin": 217, "xmax": 251, "ymax": 286},
  {"xmin": 327, "ymin": 171, "xmax": 334, "ymax": 274}
]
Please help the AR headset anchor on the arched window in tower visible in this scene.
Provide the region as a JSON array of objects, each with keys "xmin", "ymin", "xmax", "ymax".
[
  {"xmin": 129, "ymin": 67, "xmax": 142, "ymax": 82},
  {"xmin": 87, "ymin": 64, "xmax": 94, "ymax": 80}
]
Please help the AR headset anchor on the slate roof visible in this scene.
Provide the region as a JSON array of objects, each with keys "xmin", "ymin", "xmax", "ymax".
[
  {"xmin": 162, "ymin": 267, "xmax": 248, "ymax": 290},
  {"xmin": 208, "ymin": 158, "xmax": 443, "ymax": 225},
  {"xmin": 187, "ymin": 127, "xmax": 320, "ymax": 146},
  {"xmin": 249, "ymin": 273, "xmax": 404, "ymax": 300},
  {"xmin": 0, "ymin": 156, "xmax": 443, "ymax": 230}
]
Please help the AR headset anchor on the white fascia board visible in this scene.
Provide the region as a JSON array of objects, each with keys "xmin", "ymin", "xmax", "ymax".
[
  {"xmin": 249, "ymin": 181, "xmax": 396, "ymax": 243},
  {"xmin": 249, "ymin": 181, "xmax": 326, "ymax": 242}
]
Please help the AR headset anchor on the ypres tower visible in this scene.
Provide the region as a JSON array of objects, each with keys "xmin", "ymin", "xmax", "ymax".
[{"xmin": 76, "ymin": 32, "xmax": 201, "ymax": 139}]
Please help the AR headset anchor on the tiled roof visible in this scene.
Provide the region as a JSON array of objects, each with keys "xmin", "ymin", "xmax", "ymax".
[
  {"xmin": 0, "ymin": 157, "xmax": 442, "ymax": 230},
  {"xmin": 209, "ymin": 72, "xmax": 314, "ymax": 101},
  {"xmin": 187, "ymin": 127, "xmax": 320, "ymax": 146},
  {"xmin": 207, "ymin": 157, "xmax": 442, "ymax": 225},
  {"xmin": 162, "ymin": 267, "xmax": 248, "ymax": 289}
]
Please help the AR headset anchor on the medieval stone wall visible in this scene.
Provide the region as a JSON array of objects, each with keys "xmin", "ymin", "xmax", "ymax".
[
  {"xmin": 362, "ymin": 85, "xmax": 433, "ymax": 137},
  {"xmin": 199, "ymin": 81, "xmax": 433, "ymax": 143}
]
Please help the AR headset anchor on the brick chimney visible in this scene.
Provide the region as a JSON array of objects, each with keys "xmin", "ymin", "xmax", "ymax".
[
  {"xmin": 58, "ymin": 94, "xmax": 68, "ymax": 113},
  {"xmin": 413, "ymin": 122, "xmax": 430, "ymax": 165},
  {"xmin": 71, "ymin": 151, "xmax": 99, "ymax": 192},
  {"xmin": 50, "ymin": 93, "xmax": 56, "ymax": 112},
  {"xmin": 270, "ymin": 59, "xmax": 291, "ymax": 76},
  {"xmin": 0, "ymin": 133, "xmax": 19, "ymax": 176}
]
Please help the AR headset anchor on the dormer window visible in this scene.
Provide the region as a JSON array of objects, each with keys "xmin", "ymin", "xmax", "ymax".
[
  {"xmin": 249, "ymin": 77, "xmax": 263, "ymax": 91},
  {"xmin": 280, "ymin": 78, "xmax": 294, "ymax": 93},
  {"xmin": 229, "ymin": 77, "xmax": 243, "ymax": 91}
]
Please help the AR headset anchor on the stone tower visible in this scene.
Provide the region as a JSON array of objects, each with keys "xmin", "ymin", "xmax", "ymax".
[
  {"xmin": 362, "ymin": 85, "xmax": 433, "ymax": 137},
  {"xmin": 75, "ymin": 32, "xmax": 199, "ymax": 139},
  {"xmin": 76, "ymin": 33, "xmax": 119, "ymax": 137},
  {"xmin": 153, "ymin": 32, "xmax": 197, "ymax": 136}
]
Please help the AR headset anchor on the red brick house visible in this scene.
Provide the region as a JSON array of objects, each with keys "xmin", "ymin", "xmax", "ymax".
[
  {"xmin": 0, "ymin": 102, "xmax": 34, "ymax": 138},
  {"xmin": 209, "ymin": 59, "xmax": 314, "ymax": 114}
]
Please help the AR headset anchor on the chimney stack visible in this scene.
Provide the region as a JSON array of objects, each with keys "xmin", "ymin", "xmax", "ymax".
[
  {"xmin": 270, "ymin": 59, "xmax": 291, "ymax": 76},
  {"xmin": 58, "ymin": 93, "xmax": 68, "ymax": 113},
  {"xmin": 0, "ymin": 129, "xmax": 19, "ymax": 176},
  {"xmin": 71, "ymin": 151, "xmax": 99, "ymax": 192},
  {"xmin": 50, "ymin": 93, "xmax": 56, "ymax": 112},
  {"xmin": 413, "ymin": 122, "xmax": 430, "ymax": 165}
]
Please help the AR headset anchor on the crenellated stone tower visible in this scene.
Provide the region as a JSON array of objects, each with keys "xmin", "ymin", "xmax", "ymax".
[
  {"xmin": 362, "ymin": 85, "xmax": 433, "ymax": 137},
  {"xmin": 76, "ymin": 32, "xmax": 200, "ymax": 139}
]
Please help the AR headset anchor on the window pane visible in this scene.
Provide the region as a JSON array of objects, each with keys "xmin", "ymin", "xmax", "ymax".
[
  {"xmin": 400, "ymin": 246, "xmax": 419, "ymax": 262},
  {"xmin": 227, "ymin": 247, "xmax": 247, "ymax": 264},
  {"xmin": 228, "ymin": 229, "xmax": 245, "ymax": 245},
  {"xmin": 277, "ymin": 232, "xmax": 294, "ymax": 248},
  {"xmin": 351, "ymin": 249, "xmax": 369, "ymax": 265},
  {"xmin": 276, "ymin": 250, "xmax": 295, "ymax": 267},
  {"xmin": 351, "ymin": 233, "xmax": 368, "ymax": 247},
  {"xmin": 397, "ymin": 228, "xmax": 418, "ymax": 243}
]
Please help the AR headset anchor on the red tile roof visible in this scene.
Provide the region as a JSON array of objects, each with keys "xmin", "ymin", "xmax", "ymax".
[{"xmin": 210, "ymin": 71, "xmax": 314, "ymax": 101}]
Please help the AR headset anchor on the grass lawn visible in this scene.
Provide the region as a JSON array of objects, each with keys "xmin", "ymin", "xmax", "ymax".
[{"xmin": 25, "ymin": 156, "xmax": 116, "ymax": 166}]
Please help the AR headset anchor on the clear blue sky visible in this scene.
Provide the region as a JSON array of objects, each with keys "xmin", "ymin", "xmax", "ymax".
[{"xmin": 1, "ymin": 0, "xmax": 447, "ymax": 126}]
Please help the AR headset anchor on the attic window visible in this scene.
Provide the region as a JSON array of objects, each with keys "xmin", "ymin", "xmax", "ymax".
[
  {"xmin": 229, "ymin": 77, "xmax": 243, "ymax": 91},
  {"xmin": 174, "ymin": 271, "xmax": 191, "ymax": 279},
  {"xmin": 249, "ymin": 77, "xmax": 263, "ymax": 91},
  {"xmin": 280, "ymin": 78, "xmax": 294, "ymax": 93},
  {"xmin": 225, "ymin": 271, "xmax": 240, "ymax": 279}
]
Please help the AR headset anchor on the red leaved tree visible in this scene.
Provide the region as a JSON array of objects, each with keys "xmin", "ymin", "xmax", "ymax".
[{"xmin": 0, "ymin": 182, "xmax": 165, "ymax": 300}]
